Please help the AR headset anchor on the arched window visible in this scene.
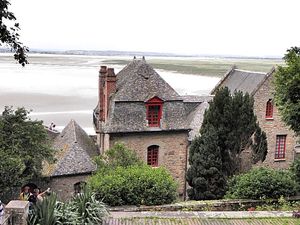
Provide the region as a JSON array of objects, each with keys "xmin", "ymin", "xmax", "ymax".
[
  {"xmin": 74, "ymin": 181, "xmax": 86, "ymax": 194},
  {"xmin": 147, "ymin": 145, "xmax": 159, "ymax": 167},
  {"xmin": 265, "ymin": 99, "xmax": 273, "ymax": 119},
  {"xmin": 146, "ymin": 97, "xmax": 163, "ymax": 127}
]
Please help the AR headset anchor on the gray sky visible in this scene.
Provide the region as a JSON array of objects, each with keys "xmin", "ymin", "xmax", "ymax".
[{"xmin": 11, "ymin": 0, "xmax": 300, "ymax": 57}]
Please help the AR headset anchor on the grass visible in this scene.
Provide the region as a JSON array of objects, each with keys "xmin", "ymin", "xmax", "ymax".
[
  {"xmin": 0, "ymin": 53, "xmax": 284, "ymax": 77},
  {"xmin": 102, "ymin": 57, "xmax": 284, "ymax": 77}
]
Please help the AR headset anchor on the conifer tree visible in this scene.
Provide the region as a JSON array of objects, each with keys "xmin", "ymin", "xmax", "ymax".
[
  {"xmin": 186, "ymin": 125, "xmax": 226, "ymax": 200},
  {"xmin": 187, "ymin": 87, "xmax": 267, "ymax": 200}
]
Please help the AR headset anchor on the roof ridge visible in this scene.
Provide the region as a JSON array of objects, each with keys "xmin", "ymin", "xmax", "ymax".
[
  {"xmin": 234, "ymin": 69, "xmax": 266, "ymax": 74},
  {"xmin": 210, "ymin": 65, "xmax": 237, "ymax": 95},
  {"xmin": 72, "ymin": 119, "xmax": 77, "ymax": 143}
]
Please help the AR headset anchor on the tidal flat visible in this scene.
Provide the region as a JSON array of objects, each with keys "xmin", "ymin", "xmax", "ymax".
[{"xmin": 0, "ymin": 53, "xmax": 282, "ymax": 133}]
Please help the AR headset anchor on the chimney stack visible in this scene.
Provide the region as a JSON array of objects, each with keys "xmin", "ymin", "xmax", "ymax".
[{"xmin": 98, "ymin": 66, "xmax": 117, "ymax": 122}]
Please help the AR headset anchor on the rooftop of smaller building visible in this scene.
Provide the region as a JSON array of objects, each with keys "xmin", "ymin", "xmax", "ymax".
[
  {"xmin": 211, "ymin": 66, "xmax": 269, "ymax": 95},
  {"xmin": 43, "ymin": 119, "xmax": 98, "ymax": 177}
]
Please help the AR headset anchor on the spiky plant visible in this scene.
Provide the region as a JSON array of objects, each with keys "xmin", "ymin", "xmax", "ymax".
[
  {"xmin": 28, "ymin": 193, "xmax": 60, "ymax": 225},
  {"xmin": 69, "ymin": 186, "xmax": 108, "ymax": 225}
]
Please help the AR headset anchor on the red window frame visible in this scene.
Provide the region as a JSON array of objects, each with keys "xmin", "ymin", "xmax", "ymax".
[
  {"xmin": 146, "ymin": 97, "xmax": 163, "ymax": 127},
  {"xmin": 266, "ymin": 99, "xmax": 273, "ymax": 119},
  {"xmin": 147, "ymin": 145, "xmax": 159, "ymax": 167},
  {"xmin": 275, "ymin": 135, "xmax": 286, "ymax": 159}
]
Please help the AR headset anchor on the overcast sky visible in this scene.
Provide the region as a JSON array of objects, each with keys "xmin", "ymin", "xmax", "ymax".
[{"xmin": 10, "ymin": 0, "xmax": 300, "ymax": 57}]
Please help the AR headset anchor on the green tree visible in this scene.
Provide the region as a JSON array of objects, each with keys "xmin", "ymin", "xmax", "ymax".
[
  {"xmin": 187, "ymin": 87, "xmax": 267, "ymax": 200},
  {"xmin": 274, "ymin": 46, "xmax": 300, "ymax": 136},
  {"xmin": 0, "ymin": 107, "xmax": 54, "ymax": 200},
  {"xmin": 186, "ymin": 125, "xmax": 226, "ymax": 200},
  {"xmin": 93, "ymin": 142, "xmax": 144, "ymax": 170},
  {"xmin": 0, "ymin": 0, "xmax": 28, "ymax": 65}
]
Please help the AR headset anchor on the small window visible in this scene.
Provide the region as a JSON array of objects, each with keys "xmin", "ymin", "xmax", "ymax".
[
  {"xmin": 275, "ymin": 135, "xmax": 286, "ymax": 159},
  {"xmin": 74, "ymin": 181, "xmax": 86, "ymax": 194},
  {"xmin": 146, "ymin": 97, "xmax": 163, "ymax": 127},
  {"xmin": 266, "ymin": 99, "xmax": 273, "ymax": 119},
  {"xmin": 147, "ymin": 145, "xmax": 159, "ymax": 167}
]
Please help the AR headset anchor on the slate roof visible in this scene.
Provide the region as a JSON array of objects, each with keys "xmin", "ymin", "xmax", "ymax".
[
  {"xmin": 211, "ymin": 66, "xmax": 268, "ymax": 95},
  {"xmin": 43, "ymin": 120, "xmax": 98, "ymax": 177},
  {"xmin": 114, "ymin": 59, "xmax": 180, "ymax": 101},
  {"xmin": 187, "ymin": 101, "xmax": 210, "ymax": 141},
  {"xmin": 103, "ymin": 59, "xmax": 205, "ymax": 133}
]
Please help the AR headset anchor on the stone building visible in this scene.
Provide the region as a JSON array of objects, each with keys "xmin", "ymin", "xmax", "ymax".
[
  {"xmin": 93, "ymin": 58, "xmax": 211, "ymax": 198},
  {"xmin": 42, "ymin": 119, "xmax": 98, "ymax": 201},
  {"xmin": 211, "ymin": 66, "xmax": 299, "ymax": 169}
]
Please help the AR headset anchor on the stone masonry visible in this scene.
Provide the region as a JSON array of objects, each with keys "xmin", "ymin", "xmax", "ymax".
[
  {"xmin": 253, "ymin": 73, "xmax": 298, "ymax": 169},
  {"xmin": 110, "ymin": 131, "xmax": 189, "ymax": 197},
  {"xmin": 46, "ymin": 174, "xmax": 89, "ymax": 201}
]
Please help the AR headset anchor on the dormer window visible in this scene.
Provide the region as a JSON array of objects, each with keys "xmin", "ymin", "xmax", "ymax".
[
  {"xmin": 266, "ymin": 99, "xmax": 273, "ymax": 119},
  {"xmin": 146, "ymin": 97, "xmax": 163, "ymax": 127}
]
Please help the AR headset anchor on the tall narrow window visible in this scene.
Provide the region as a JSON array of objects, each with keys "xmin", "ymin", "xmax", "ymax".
[
  {"xmin": 266, "ymin": 99, "xmax": 273, "ymax": 119},
  {"xmin": 146, "ymin": 97, "xmax": 163, "ymax": 127},
  {"xmin": 275, "ymin": 135, "xmax": 286, "ymax": 159},
  {"xmin": 147, "ymin": 145, "xmax": 159, "ymax": 167}
]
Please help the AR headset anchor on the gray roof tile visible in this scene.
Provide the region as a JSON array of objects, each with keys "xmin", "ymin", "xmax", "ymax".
[
  {"xmin": 212, "ymin": 68, "xmax": 267, "ymax": 95},
  {"xmin": 43, "ymin": 120, "xmax": 98, "ymax": 177},
  {"xmin": 114, "ymin": 59, "xmax": 180, "ymax": 102}
]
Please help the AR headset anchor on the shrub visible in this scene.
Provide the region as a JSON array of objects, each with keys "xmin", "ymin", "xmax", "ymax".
[
  {"xmin": 88, "ymin": 165, "xmax": 178, "ymax": 206},
  {"xmin": 225, "ymin": 167, "xmax": 297, "ymax": 200}
]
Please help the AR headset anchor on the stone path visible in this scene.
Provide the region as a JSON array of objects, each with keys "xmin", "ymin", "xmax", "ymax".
[
  {"xmin": 105, "ymin": 218, "xmax": 299, "ymax": 225},
  {"xmin": 109, "ymin": 211, "xmax": 293, "ymax": 218},
  {"xmin": 104, "ymin": 211, "xmax": 298, "ymax": 225}
]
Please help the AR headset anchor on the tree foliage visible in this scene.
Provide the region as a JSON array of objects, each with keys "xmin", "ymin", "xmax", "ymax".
[
  {"xmin": 186, "ymin": 87, "xmax": 268, "ymax": 200},
  {"xmin": 0, "ymin": 0, "xmax": 28, "ymax": 65},
  {"xmin": 274, "ymin": 46, "xmax": 300, "ymax": 136},
  {"xmin": 93, "ymin": 142, "xmax": 144, "ymax": 170},
  {"xmin": 186, "ymin": 125, "xmax": 226, "ymax": 200},
  {"xmin": 0, "ymin": 107, "xmax": 54, "ymax": 200}
]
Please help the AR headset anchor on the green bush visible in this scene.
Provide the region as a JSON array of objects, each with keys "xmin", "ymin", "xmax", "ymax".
[
  {"xmin": 225, "ymin": 167, "xmax": 297, "ymax": 200},
  {"xmin": 88, "ymin": 165, "xmax": 178, "ymax": 206}
]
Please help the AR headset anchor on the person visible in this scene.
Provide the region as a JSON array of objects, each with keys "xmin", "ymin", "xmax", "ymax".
[
  {"xmin": 29, "ymin": 188, "xmax": 50, "ymax": 205},
  {"xmin": 0, "ymin": 200, "xmax": 4, "ymax": 221},
  {"xmin": 49, "ymin": 122, "xmax": 54, "ymax": 130},
  {"xmin": 19, "ymin": 186, "xmax": 32, "ymax": 201}
]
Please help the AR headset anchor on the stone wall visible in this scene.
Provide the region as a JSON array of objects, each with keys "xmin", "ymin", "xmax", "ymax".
[
  {"xmin": 109, "ymin": 131, "xmax": 189, "ymax": 197},
  {"xmin": 253, "ymin": 74, "xmax": 298, "ymax": 169},
  {"xmin": 45, "ymin": 174, "xmax": 90, "ymax": 201}
]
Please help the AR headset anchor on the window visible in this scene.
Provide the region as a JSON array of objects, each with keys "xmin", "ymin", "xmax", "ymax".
[
  {"xmin": 74, "ymin": 181, "xmax": 86, "ymax": 194},
  {"xmin": 147, "ymin": 145, "xmax": 159, "ymax": 167},
  {"xmin": 146, "ymin": 97, "xmax": 163, "ymax": 127},
  {"xmin": 266, "ymin": 99, "xmax": 273, "ymax": 119},
  {"xmin": 275, "ymin": 135, "xmax": 286, "ymax": 159}
]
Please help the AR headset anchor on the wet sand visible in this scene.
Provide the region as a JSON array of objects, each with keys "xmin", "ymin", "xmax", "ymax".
[{"xmin": 0, "ymin": 54, "xmax": 221, "ymax": 134}]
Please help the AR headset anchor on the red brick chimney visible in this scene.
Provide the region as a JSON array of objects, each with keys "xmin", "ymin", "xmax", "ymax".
[
  {"xmin": 99, "ymin": 66, "xmax": 107, "ymax": 121},
  {"xmin": 98, "ymin": 66, "xmax": 116, "ymax": 122}
]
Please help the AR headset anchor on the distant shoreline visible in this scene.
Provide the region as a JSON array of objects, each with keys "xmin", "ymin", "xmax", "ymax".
[{"xmin": 0, "ymin": 48, "xmax": 282, "ymax": 60}]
